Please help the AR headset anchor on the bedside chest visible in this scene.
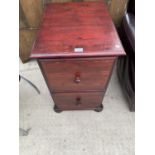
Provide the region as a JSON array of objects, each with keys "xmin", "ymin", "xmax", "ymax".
[{"xmin": 30, "ymin": 2, "xmax": 125, "ymax": 112}]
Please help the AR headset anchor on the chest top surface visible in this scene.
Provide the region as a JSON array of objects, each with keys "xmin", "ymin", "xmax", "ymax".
[{"xmin": 30, "ymin": 2, "xmax": 125, "ymax": 59}]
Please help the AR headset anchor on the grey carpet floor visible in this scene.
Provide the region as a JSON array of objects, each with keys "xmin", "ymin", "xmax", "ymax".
[{"xmin": 19, "ymin": 60, "xmax": 135, "ymax": 155}]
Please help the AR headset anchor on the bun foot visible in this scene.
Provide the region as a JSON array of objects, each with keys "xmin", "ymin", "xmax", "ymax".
[
  {"xmin": 54, "ymin": 105, "xmax": 62, "ymax": 113},
  {"xmin": 94, "ymin": 104, "xmax": 103, "ymax": 112}
]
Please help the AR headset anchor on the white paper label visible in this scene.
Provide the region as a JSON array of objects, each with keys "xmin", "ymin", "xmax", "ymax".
[{"xmin": 74, "ymin": 47, "xmax": 84, "ymax": 53}]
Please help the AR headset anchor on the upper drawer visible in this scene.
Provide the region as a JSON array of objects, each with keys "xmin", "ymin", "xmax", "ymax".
[{"xmin": 39, "ymin": 57, "xmax": 115, "ymax": 92}]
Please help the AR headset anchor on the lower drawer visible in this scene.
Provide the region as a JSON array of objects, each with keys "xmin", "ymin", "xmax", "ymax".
[{"xmin": 52, "ymin": 92, "xmax": 104, "ymax": 110}]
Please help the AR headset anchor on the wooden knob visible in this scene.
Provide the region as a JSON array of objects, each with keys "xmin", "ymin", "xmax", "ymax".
[
  {"xmin": 74, "ymin": 72, "xmax": 81, "ymax": 83},
  {"xmin": 76, "ymin": 97, "xmax": 81, "ymax": 105},
  {"xmin": 75, "ymin": 76, "xmax": 80, "ymax": 83}
]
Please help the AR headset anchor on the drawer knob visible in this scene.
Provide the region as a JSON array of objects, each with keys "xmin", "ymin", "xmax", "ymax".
[
  {"xmin": 74, "ymin": 72, "xmax": 80, "ymax": 83},
  {"xmin": 75, "ymin": 76, "xmax": 80, "ymax": 83},
  {"xmin": 76, "ymin": 97, "xmax": 81, "ymax": 105}
]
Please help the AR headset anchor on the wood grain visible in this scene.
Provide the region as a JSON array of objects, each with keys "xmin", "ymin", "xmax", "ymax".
[
  {"xmin": 20, "ymin": 0, "xmax": 43, "ymax": 28},
  {"xmin": 20, "ymin": 0, "xmax": 127, "ymax": 62},
  {"xmin": 27, "ymin": 1, "xmax": 126, "ymax": 111},
  {"xmin": 19, "ymin": 30, "xmax": 38, "ymax": 62},
  {"xmin": 39, "ymin": 57, "xmax": 116, "ymax": 92},
  {"xmin": 31, "ymin": 2, "xmax": 125, "ymax": 59},
  {"xmin": 19, "ymin": 1, "xmax": 29, "ymax": 28},
  {"xmin": 84, "ymin": 0, "xmax": 128, "ymax": 25},
  {"xmin": 19, "ymin": 0, "xmax": 43, "ymax": 62},
  {"xmin": 52, "ymin": 92, "xmax": 104, "ymax": 110},
  {"xmin": 47, "ymin": 0, "xmax": 72, "ymax": 3}
]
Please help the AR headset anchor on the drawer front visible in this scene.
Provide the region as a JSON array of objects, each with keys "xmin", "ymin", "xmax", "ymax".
[
  {"xmin": 39, "ymin": 57, "xmax": 115, "ymax": 92},
  {"xmin": 52, "ymin": 92, "xmax": 104, "ymax": 110}
]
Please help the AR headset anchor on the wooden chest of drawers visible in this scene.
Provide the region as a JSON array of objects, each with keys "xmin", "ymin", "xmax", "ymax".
[{"xmin": 30, "ymin": 2, "xmax": 125, "ymax": 112}]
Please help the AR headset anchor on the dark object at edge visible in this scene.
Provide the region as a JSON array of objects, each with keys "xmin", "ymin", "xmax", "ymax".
[{"xmin": 117, "ymin": 0, "xmax": 135, "ymax": 111}]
